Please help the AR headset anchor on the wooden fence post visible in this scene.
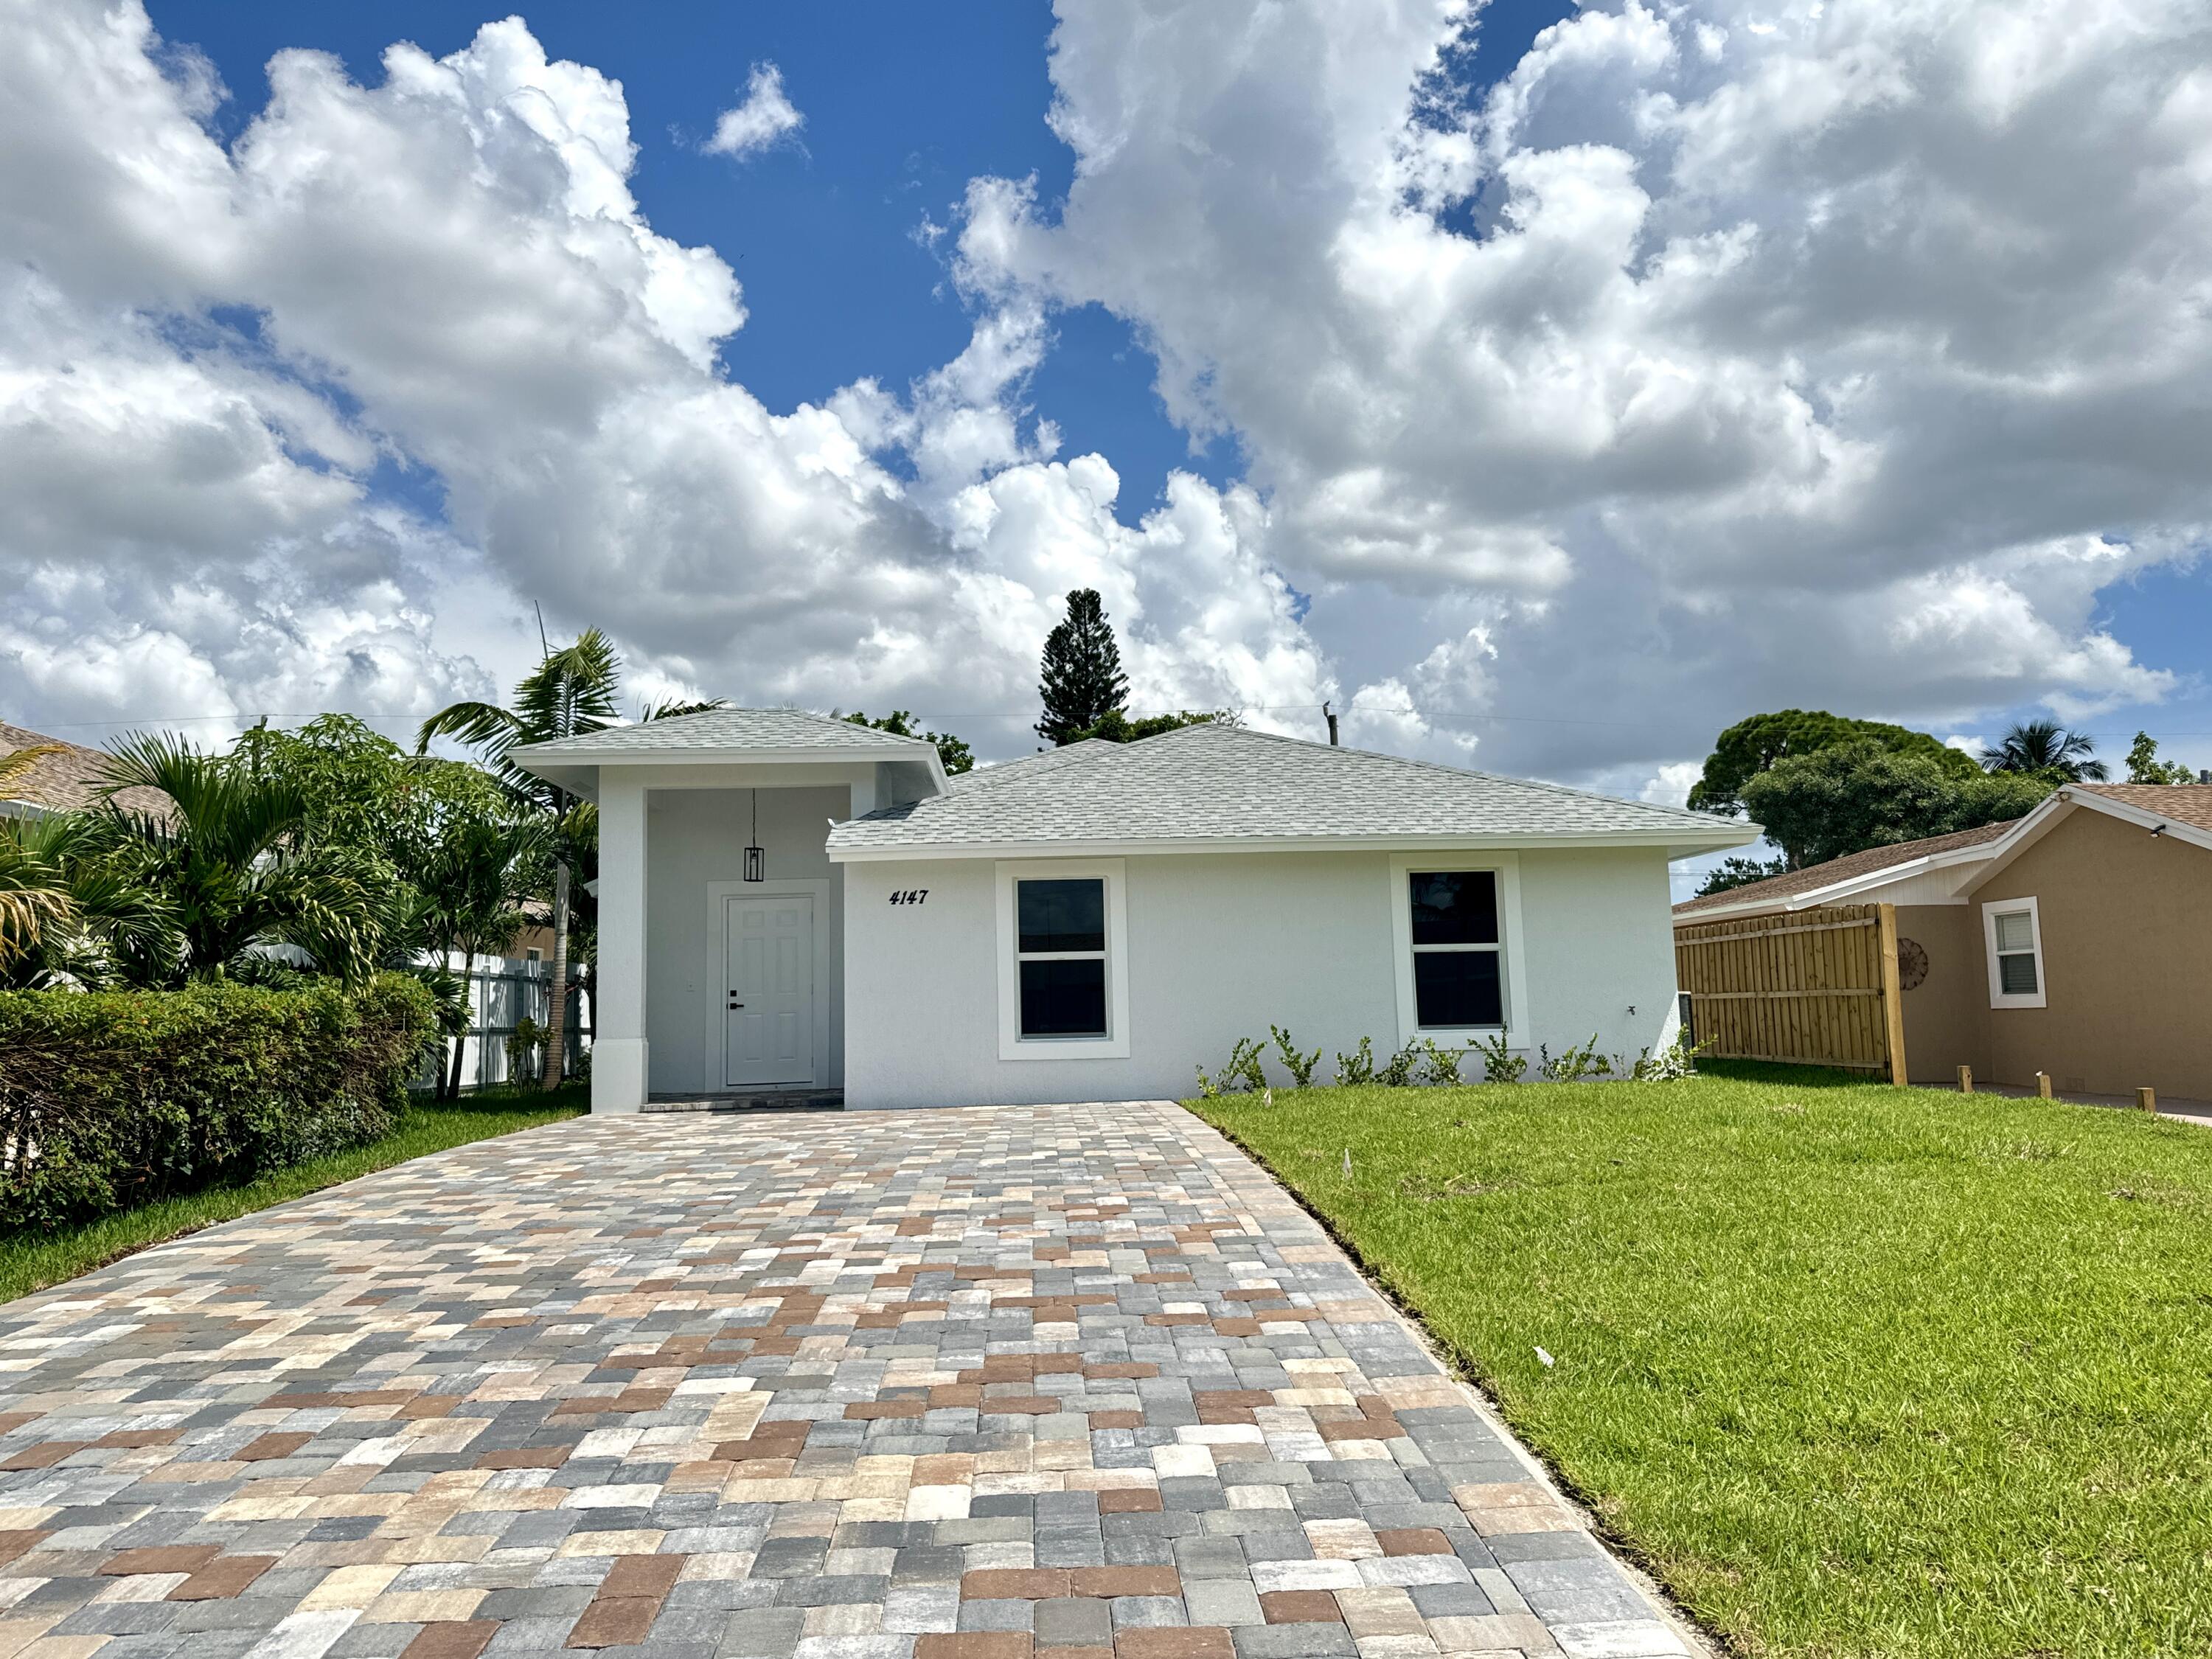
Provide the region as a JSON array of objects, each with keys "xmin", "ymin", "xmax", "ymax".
[
  {"xmin": 2036, "ymin": 1072, "xmax": 2053, "ymax": 1099},
  {"xmin": 2138, "ymin": 1086, "xmax": 2157, "ymax": 1114},
  {"xmin": 1876, "ymin": 904, "xmax": 1908, "ymax": 1085},
  {"xmin": 1958, "ymin": 1065, "xmax": 1974, "ymax": 1094}
]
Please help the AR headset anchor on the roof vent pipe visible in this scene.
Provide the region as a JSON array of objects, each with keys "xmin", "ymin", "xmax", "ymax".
[{"xmin": 1323, "ymin": 701, "xmax": 1339, "ymax": 746}]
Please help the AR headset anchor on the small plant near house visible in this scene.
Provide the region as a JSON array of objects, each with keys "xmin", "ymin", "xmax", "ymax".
[
  {"xmin": 1632, "ymin": 1033, "xmax": 1709, "ymax": 1082},
  {"xmin": 1539, "ymin": 1034, "xmax": 1613, "ymax": 1082},
  {"xmin": 1195, "ymin": 1037, "xmax": 1269, "ymax": 1099},
  {"xmin": 1270, "ymin": 1025, "xmax": 1321, "ymax": 1088},
  {"xmin": 1470, "ymin": 1032, "xmax": 1527, "ymax": 1084},
  {"xmin": 504, "ymin": 1014, "xmax": 543, "ymax": 1086},
  {"xmin": 1419, "ymin": 1037, "xmax": 1473, "ymax": 1086},
  {"xmin": 1335, "ymin": 1037, "xmax": 1375, "ymax": 1087},
  {"xmin": 1376, "ymin": 1040, "xmax": 1423, "ymax": 1088}
]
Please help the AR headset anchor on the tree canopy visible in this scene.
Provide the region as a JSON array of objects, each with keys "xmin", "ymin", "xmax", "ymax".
[
  {"xmin": 1739, "ymin": 740, "xmax": 2053, "ymax": 869},
  {"xmin": 841, "ymin": 709, "xmax": 973, "ymax": 775},
  {"xmin": 1689, "ymin": 709, "xmax": 1978, "ymax": 815},
  {"xmin": 1066, "ymin": 708, "xmax": 1237, "ymax": 744},
  {"xmin": 1037, "ymin": 589, "xmax": 1130, "ymax": 745},
  {"xmin": 2126, "ymin": 731, "xmax": 2197, "ymax": 785}
]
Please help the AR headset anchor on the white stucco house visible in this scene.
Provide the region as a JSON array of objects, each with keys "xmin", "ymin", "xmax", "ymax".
[{"xmin": 512, "ymin": 709, "xmax": 1756, "ymax": 1113}]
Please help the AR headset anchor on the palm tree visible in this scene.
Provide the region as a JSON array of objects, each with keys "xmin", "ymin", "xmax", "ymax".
[
  {"xmin": 0, "ymin": 809, "xmax": 178, "ymax": 988},
  {"xmin": 90, "ymin": 733, "xmax": 385, "ymax": 984},
  {"xmin": 417, "ymin": 630, "xmax": 622, "ymax": 1091},
  {"xmin": 414, "ymin": 816, "xmax": 547, "ymax": 1099},
  {"xmin": 1980, "ymin": 719, "xmax": 2109, "ymax": 782}
]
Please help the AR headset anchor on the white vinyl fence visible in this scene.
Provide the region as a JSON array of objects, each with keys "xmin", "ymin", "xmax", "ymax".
[{"xmin": 411, "ymin": 958, "xmax": 592, "ymax": 1093}]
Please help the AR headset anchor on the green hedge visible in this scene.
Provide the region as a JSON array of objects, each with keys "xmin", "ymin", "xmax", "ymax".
[{"xmin": 0, "ymin": 973, "xmax": 437, "ymax": 1232}]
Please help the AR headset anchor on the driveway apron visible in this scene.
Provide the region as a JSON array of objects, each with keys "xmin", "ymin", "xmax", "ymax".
[{"xmin": 0, "ymin": 1105, "xmax": 1700, "ymax": 1659}]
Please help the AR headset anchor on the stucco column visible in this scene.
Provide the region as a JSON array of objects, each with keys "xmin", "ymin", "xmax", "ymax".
[{"xmin": 592, "ymin": 773, "xmax": 649, "ymax": 1113}]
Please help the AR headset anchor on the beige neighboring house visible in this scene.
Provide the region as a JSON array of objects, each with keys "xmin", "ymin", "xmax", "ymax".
[
  {"xmin": 0, "ymin": 722, "xmax": 174, "ymax": 822},
  {"xmin": 1677, "ymin": 784, "xmax": 2212, "ymax": 1099}
]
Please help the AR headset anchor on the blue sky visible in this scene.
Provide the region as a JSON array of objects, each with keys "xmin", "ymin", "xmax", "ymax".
[{"xmin": 5, "ymin": 0, "xmax": 2208, "ymax": 821}]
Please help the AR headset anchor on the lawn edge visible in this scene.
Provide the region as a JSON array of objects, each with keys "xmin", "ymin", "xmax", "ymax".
[
  {"xmin": 0, "ymin": 1099, "xmax": 586, "ymax": 1307},
  {"xmin": 1178, "ymin": 1095, "xmax": 1740, "ymax": 1659}
]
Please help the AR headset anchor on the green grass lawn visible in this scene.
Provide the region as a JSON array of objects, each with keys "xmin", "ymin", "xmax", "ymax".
[
  {"xmin": 1190, "ymin": 1064, "xmax": 2212, "ymax": 1659},
  {"xmin": 0, "ymin": 1083, "xmax": 586, "ymax": 1306}
]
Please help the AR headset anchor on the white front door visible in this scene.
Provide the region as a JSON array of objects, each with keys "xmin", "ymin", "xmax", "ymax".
[{"xmin": 723, "ymin": 894, "xmax": 816, "ymax": 1089}]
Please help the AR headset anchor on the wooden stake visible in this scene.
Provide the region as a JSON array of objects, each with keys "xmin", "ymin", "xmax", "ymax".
[
  {"xmin": 2036, "ymin": 1072, "xmax": 2053, "ymax": 1099},
  {"xmin": 1957, "ymin": 1065, "xmax": 1974, "ymax": 1094},
  {"xmin": 2138, "ymin": 1086, "xmax": 2157, "ymax": 1114}
]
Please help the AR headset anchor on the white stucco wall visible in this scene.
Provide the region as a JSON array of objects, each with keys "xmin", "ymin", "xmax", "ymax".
[
  {"xmin": 840, "ymin": 845, "xmax": 1683, "ymax": 1110},
  {"xmin": 645, "ymin": 785, "xmax": 847, "ymax": 1096}
]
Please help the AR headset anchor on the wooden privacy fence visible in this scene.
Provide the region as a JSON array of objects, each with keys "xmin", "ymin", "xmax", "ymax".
[{"xmin": 1674, "ymin": 902, "xmax": 1907, "ymax": 1083}]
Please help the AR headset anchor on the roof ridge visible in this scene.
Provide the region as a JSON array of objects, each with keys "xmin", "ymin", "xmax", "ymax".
[{"xmin": 1155, "ymin": 721, "xmax": 1733, "ymax": 828}]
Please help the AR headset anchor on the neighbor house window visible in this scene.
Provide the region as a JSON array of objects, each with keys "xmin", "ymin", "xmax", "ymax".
[
  {"xmin": 1408, "ymin": 870, "xmax": 1504, "ymax": 1028},
  {"xmin": 995, "ymin": 860, "xmax": 1131, "ymax": 1060},
  {"xmin": 1016, "ymin": 879, "xmax": 1107, "ymax": 1037},
  {"xmin": 1982, "ymin": 897, "xmax": 2047, "ymax": 1010}
]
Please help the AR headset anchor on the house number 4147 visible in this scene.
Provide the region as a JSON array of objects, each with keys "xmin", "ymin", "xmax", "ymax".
[{"xmin": 888, "ymin": 889, "xmax": 928, "ymax": 905}]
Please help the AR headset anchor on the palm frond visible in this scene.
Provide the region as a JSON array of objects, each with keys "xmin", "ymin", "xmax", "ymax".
[
  {"xmin": 514, "ymin": 627, "xmax": 622, "ymax": 743},
  {"xmin": 0, "ymin": 744, "xmax": 64, "ymax": 795},
  {"xmin": 640, "ymin": 697, "xmax": 730, "ymax": 723},
  {"xmin": 415, "ymin": 700, "xmax": 526, "ymax": 759}
]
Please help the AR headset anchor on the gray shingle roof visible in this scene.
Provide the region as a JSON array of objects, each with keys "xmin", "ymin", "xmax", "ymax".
[
  {"xmin": 515, "ymin": 707, "xmax": 935, "ymax": 759},
  {"xmin": 1, "ymin": 722, "xmax": 176, "ymax": 821},
  {"xmin": 828, "ymin": 723, "xmax": 1753, "ymax": 855}
]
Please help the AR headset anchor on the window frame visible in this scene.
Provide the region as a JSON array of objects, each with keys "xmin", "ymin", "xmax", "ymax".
[
  {"xmin": 1389, "ymin": 852, "xmax": 1528, "ymax": 1049},
  {"xmin": 1981, "ymin": 894, "xmax": 2048, "ymax": 1010},
  {"xmin": 995, "ymin": 859, "xmax": 1130, "ymax": 1060}
]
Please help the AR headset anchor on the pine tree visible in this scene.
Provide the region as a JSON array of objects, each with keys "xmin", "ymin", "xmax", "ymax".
[{"xmin": 1036, "ymin": 588, "xmax": 1130, "ymax": 745}]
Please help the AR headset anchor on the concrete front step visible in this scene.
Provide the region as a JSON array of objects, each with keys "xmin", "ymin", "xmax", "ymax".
[{"xmin": 641, "ymin": 1089, "xmax": 844, "ymax": 1113}]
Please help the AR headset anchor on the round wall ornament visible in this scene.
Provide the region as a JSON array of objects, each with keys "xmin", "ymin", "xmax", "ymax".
[{"xmin": 1896, "ymin": 936, "xmax": 1929, "ymax": 991}]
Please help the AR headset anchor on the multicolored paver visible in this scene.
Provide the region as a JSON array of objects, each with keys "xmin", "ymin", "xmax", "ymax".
[{"xmin": 0, "ymin": 1105, "xmax": 1701, "ymax": 1659}]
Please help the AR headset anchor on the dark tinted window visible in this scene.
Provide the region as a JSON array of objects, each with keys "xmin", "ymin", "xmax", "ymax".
[
  {"xmin": 1413, "ymin": 951, "xmax": 1503, "ymax": 1028},
  {"xmin": 1018, "ymin": 880, "xmax": 1105, "ymax": 953},
  {"xmin": 1409, "ymin": 871, "xmax": 1498, "ymax": 945},
  {"xmin": 1020, "ymin": 959, "xmax": 1107, "ymax": 1036}
]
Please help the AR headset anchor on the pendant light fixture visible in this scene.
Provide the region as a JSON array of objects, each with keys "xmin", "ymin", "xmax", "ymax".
[{"xmin": 743, "ymin": 787, "xmax": 765, "ymax": 883}]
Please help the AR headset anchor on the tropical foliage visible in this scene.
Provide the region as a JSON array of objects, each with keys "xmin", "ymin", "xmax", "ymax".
[
  {"xmin": 1980, "ymin": 717, "xmax": 2107, "ymax": 780},
  {"xmin": 419, "ymin": 627, "xmax": 625, "ymax": 1091}
]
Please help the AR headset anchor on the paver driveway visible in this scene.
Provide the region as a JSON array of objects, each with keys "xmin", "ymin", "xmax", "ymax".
[{"xmin": 0, "ymin": 1104, "xmax": 1700, "ymax": 1659}]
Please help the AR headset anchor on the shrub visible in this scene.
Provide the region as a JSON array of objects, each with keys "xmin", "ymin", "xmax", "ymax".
[
  {"xmin": 1632, "ymin": 1033, "xmax": 1709, "ymax": 1081},
  {"xmin": 1269, "ymin": 1026, "xmax": 1321, "ymax": 1088},
  {"xmin": 1195, "ymin": 1037, "xmax": 1268, "ymax": 1099},
  {"xmin": 1334, "ymin": 1037, "xmax": 1374, "ymax": 1088},
  {"xmin": 0, "ymin": 973, "xmax": 437, "ymax": 1231},
  {"xmin": 1470, "ymin": 1033, "xmax": 1527, "ymax": 1083},
  {"xmin": 1419, "ymin": 1037, "xmax": 1471, "ymax": 1086},
  {"xmin": 1376, "ymin": 1040, "xmax": 1422, "ymax": 1088},
  {"xmin": 1539, "ymin": 1034, "xmax": 1612, "ymax": 1082}
]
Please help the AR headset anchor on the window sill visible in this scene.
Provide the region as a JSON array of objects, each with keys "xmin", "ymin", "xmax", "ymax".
[{"xmin": 1000, "ymin": 1034, "xmax": 1130, "ymax": 1062}]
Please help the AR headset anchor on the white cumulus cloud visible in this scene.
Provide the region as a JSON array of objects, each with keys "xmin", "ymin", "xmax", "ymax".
[{"xmin": 704, "ymin": 61, "xmax": 804, "ymax": 160}]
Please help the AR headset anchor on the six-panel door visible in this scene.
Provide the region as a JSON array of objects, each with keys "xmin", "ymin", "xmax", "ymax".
[{"xmin": 724, "ymin": 894, "xmax": 815, "ymax": 1088}]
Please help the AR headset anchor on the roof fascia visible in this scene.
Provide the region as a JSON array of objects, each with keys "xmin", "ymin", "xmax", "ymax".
[
  {"xmin": 2062, "ymin": 787, "xmax": 2212, "ymax": 851},
  {"xmin": 829, "ymin": 827, "xmax": 1758, "ymax": 864},
  {"xmin": 1672, "ymin": 837, "xmax": 2010, "ymax": 922},
  {"xmin": 1962, "ymin": 787, "xmax": 2212, "ymax": 894}
]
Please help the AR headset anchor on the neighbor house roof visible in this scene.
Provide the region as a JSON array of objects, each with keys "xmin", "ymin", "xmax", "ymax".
[
  {"xmin": 2068, "ymin": 783, "xmax": 2212, "ymax": 835},
  {"xmin": 827, "ymin": 723, "xmax": 1757, "ymax": 860},
  {"xmin": 1673, "ymin": 819, "xmax": 2016, "ymax": 917},
  {"xmin": 0, "ymin": 722, "xmax": 175, "ymax": 821},
  {"xmin": 514, "ymin": 706, "xmax": 937, "ymax": 759}
]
